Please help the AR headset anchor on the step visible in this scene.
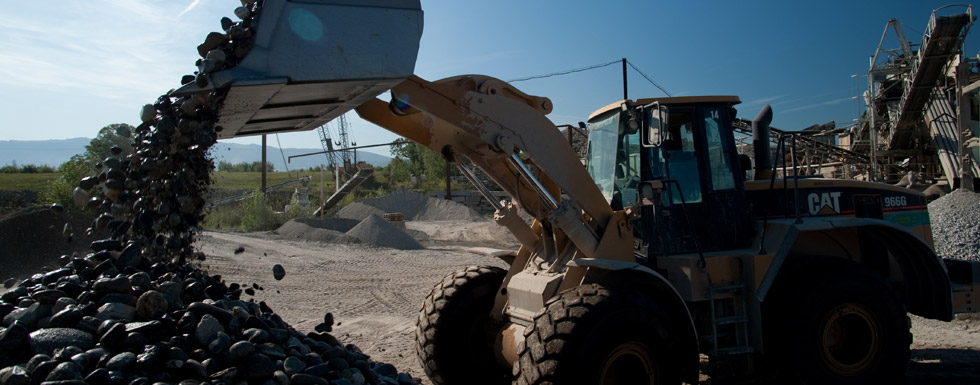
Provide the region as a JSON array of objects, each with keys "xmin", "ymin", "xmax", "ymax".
[
  {"xmin": 710, "ymin": 284, "xmax": 745, "ymax": 294},
  {"xmin": 714, "ymin": 346, "xmax": 755, "ymax": 356},
  {"xmin": 714, "ymin": 315, "xmax": 748, "ymax": 326}
]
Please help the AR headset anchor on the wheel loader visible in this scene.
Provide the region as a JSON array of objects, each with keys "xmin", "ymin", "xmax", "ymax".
[{"xmin": 175, "ymin": 1, "xmax": 980, "ymax": 384}]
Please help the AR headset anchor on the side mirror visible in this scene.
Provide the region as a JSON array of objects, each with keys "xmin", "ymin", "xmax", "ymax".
[
  {"xmin": 635, "ymin": 180, "xmax": 664, "ymax": 207},
  {"xmin": 643, "ymin": 103, "xmax": 667, "ymax": 147},
  {"xmin": 622, "ymin": 102, "xmax": 640, "ymax": 134}
]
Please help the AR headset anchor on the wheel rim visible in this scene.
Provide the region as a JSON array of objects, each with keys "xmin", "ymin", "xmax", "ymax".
[
  {"xmin": 818, "ymin": 302, "xmax": 881, "ymax": 375},
  {"xmin": 599, "ymin": 341, "xmax": 657, "ymax": 385}
]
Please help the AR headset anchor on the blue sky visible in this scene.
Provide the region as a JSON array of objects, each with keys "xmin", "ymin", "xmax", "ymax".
[{"xmin": 0, "ymin": 0, "xmax": 976, "ymax": 158}]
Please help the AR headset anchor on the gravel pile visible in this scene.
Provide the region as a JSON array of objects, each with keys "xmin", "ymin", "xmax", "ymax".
[
  {"xmin": 275, "ymin": 219, "xmax": 361, "ymax": 245},
  {"xmin": 344, "ymin": 215, "xmax": 424, "ymax": 250},
  {"xmin": 0, "ymin": 1, "xmax": 421, "ymax": 384},
  {"xmin": 928, "ymin": 189, "xmax": 980, "ymax": 261},
  {"xmin": 338, "ymin": 189, "xmax": 484, "ymax": 222},
  {"xmin": 276, "ymin": 217, "xmax": 424, "ymax": 250}
]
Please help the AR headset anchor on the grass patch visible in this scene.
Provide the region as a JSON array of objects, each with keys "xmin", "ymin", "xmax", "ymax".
[
  {"xmin": 202, "ymin": 189, "xmax": 315, "ymax": 231},
  {"xmin": 210, "ymin": 171, "xmax": 336, "ymax": 192},
  {"xmin": 0, "ymin": 173, "xmax": 61, "ymax": 191}
]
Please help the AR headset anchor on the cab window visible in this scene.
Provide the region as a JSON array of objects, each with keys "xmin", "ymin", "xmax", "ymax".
[
  {"xmin": 654, "ymin": 109, "xmax": 702, "ymax": 204},
  {"xmin": 703, "ymin": 106, "xmax": 737, "ymax": 191}
]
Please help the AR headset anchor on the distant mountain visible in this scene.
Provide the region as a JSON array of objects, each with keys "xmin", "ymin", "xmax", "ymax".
[
  {"xmin": 0, "ymin": 138, "xmax": 90, "ymax": 167},
  {"xmin": 209, "ymin": 142, "xmax": 392, "ymax": 171},
  {"xmin": 0, "ymin": 138, "xmax": 392, "ymax": 170}
]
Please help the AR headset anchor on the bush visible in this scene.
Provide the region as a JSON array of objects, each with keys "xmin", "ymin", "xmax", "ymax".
[
  {"xmin": 202, "ymin": 188, "xmax": 315, "ymax": 231},
  {"xmin": 239, "ymin": 189, "xmax": 279, "ymax": 231},
  {"xmin": 40, "ymin": 155, "xmax": 95, "ymax": 210}
]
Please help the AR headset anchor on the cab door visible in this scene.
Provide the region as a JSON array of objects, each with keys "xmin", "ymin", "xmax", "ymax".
[{"xmin": 641, "ymin": 104, "xmax": 750, "ymax": 255}]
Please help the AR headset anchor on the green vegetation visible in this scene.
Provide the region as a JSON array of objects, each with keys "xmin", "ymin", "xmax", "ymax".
[
  {"xmin": 40, "ymin": 155, "xmax": 97, "ymax": 210},
  {"xmin": 0, "ymin": 161, "xmax": 57, "ymax": 174},
  {"xmin": 0, "ymin": 172, "xmax": 61, "ymax": 191},
  {"xmin": 216, "ymin": 161, "xmax": 275, "ymax": 172},
  {"xmin": 210, "ymin": 171, "xmax": 331, "ymax": 190},
  {"xmin": 85, "ymin": 123, "xmax": 135, "ymax": 163},
  {"xmin": 2, "ymin": 129, "xmax": 480, "ymax": 231},
  {"xmin": 376, "ymin": 138, "xmax": 460, "ymax": 191}
]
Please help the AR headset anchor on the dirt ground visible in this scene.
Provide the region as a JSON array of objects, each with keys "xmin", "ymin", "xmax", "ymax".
[{"xmin": 192, "ymin": 223, "xmax": 980, "ymax": 385}]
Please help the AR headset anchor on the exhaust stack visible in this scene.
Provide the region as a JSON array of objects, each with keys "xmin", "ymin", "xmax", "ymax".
[{"xmin": 753, "ymin": 105, "xmax": 773, "ymax": 180}]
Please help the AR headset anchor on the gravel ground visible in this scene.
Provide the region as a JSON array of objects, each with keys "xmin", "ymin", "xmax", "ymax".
[{"xmin": 192, "ymin": 228, "xmax": 980, "ymax": 385}]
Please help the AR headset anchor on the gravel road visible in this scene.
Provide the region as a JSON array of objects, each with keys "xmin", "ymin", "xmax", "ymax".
[{"xmin": 195, "ymin": 227, "xmax": 980, "ymax": 385}]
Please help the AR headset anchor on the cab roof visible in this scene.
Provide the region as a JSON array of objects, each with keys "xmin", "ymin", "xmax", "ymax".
[{"xmin": 587, "ymin": 96, "xmax": 741, "ymax": 121}]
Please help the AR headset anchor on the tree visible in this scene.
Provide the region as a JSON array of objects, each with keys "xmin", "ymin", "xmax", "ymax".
[
  {"xmin": 388, "ymin": 138, "xmax": 448, "ymax": 189},
  {"xmin": 41, "ymin": 154, "xmax": 95, "ymax": 209},
  {"xmin": 85, "ymin": 123, "xmax": 135, "ymax": 163}
]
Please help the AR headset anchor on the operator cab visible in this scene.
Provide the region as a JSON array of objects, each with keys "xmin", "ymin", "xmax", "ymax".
[{"xmin": 586, "ymin": 96, "xmax": 753, "ymax": 257}]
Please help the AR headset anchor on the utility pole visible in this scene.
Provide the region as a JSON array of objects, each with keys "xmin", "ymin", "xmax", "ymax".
[
  {"xmin": 261, "ymin": 135, "xmax": 267, "ymax": 193},
  {"xmin": 621, "ymin": 58, "xmax": 628, "ymax": 100},
  {"xmin": 320, "ymin": 164, "xmax": 325, "ymax": 218},
  {"xmin": 445, "ymin": 161, "xmax": 451, "ymax": 200}
]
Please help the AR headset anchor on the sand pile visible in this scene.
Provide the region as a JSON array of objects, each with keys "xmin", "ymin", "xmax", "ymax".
[
  {"xmin": 338, "ymin": 189, "xmax": 484, "ymax": 222},
  {"xmin": 0, "ymin": 207, "xmax": 98, "ymax": 282},
  {"xmin": 928, "ymin": 189, "xmax": 980, "ymax": 261},
  {"xmin": 276, "ymin": 216, "xmax": 424, "ymax": 250}
]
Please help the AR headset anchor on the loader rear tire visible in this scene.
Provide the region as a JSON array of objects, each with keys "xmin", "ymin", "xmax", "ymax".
[
  {"xmin": 416, "ymin": 265, "xmax": 509, "ymax": 385},
  {"xmin": 513, "ymin": 284, "xmax": 686, "ymax": 385},
  {"xmin": 764, "ymin": 263, "xmax": 910, "ymax": 385}
]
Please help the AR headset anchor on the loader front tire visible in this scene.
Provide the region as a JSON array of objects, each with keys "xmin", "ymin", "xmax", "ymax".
[
  {"xmin": 416, "ymin": 265, "xmax": 509, "ymax": 385},
  {"xmin": 513, "ymin": 284, "xmax": 686, "ymax": 385}
]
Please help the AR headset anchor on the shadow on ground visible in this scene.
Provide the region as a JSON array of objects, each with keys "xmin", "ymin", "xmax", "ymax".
[{"xmin": 905, "ymin": 348, "xmax": 980, "ymax": 385}]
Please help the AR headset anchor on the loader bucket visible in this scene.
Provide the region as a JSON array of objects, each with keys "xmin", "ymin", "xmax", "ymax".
[{"xmin": 173, "ymin": 0, "xmax": 423, "ymax": 139}]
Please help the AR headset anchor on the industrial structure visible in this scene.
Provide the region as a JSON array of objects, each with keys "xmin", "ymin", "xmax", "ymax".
[{"xmin": 795, "ymin": 5, "xmax": 979, "ymax": 191}]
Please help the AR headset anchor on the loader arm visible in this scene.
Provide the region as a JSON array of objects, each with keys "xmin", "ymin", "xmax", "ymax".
[{"xmin": 356, "ymin": 75, "xmax": 635, "ymax": 268}]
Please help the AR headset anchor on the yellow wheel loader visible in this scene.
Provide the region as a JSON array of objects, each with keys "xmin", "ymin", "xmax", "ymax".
[{"xmin": 177, "ymin": 1, "xmax": 980, "ymax": 383}]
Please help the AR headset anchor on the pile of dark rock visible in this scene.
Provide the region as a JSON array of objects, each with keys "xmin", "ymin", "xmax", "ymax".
[
  {"xmin": 0, "ymin": 255, "xmax": 416, "ymax": 385},
  {"xmin": 0, "ymin": 0, "xmax": 420, "ymax": 384}
]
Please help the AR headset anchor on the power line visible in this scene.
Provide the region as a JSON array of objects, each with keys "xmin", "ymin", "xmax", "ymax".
[
  {"xmin": 626, "ymin": 61, "xmax": 672, "ymax": 97},
  {"xmin": 508, "ymin": 59, "xmax": 621, "ymax": 83},
  {"xmin": 275, "ymin": 133, "xmax": 293, "ymax": 178}
]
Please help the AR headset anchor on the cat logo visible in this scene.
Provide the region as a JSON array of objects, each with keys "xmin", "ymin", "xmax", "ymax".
[{"xmin": 808, "ymin": 192, "xmax": 842, "ymax": 216}]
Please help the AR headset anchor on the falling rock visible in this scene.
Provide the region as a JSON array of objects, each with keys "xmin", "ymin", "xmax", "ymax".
[
  {"xmin": 72, "ymin": 187, "xmax": 89, "ymax": 208},
  {"xmin": 234, "ymin": 6, "xmax": 250, "ymax": 20},
  {"xmin": 272, "ymin": 264, "xmax": 285, "ymax": 281},
  {"xmin": 140, "ymin": 104, "xmax": 156, "ymax": 123},
  {"xmin": 197, "ymin": 32, "xmax": 228, "ymax": 58},
  {"xmin": 115, "ymin": 124, "xmax": 131, "ymax": 138}
]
